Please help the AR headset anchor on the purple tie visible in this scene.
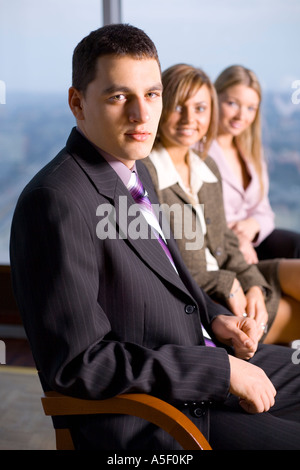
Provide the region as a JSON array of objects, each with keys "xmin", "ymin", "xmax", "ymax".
[
  {"xmin": 127, "ymin": 172, "xmax": 215, "ymax": 348},
  {"xmin": 127, "ymin": 171, "xmax": 178, "ymax": 273},
  {"xmin": 203, "ymin": 335, "xmax": 216, "ymax": 347}
]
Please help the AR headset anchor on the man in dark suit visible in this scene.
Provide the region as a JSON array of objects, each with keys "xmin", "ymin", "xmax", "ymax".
[{"xmin": 9, "ymin": 24, "xmax": 300, "ymax": 450}]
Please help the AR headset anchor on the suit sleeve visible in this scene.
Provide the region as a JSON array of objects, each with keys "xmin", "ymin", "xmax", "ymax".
[{"xmin": 10, "ymin": 185, "xmax": 230, "ymax": 405}]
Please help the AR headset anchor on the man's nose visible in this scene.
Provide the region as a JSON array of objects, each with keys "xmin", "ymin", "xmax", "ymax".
[{"xmin": 128, "ymin": 98, "xmax": 150, "ymax": 123}]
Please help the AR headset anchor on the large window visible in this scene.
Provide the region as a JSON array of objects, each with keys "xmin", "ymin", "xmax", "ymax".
[
  {"xmin": 122, "ymin": 0, "xmax": 300, "ymax": 232},
  {"xmin": 0, "ymin": 0, "xmax": 102, "ymax": 263},
  {"xmin": 1, "ymin": 0, "xmax": 300, "ymax": 263}
]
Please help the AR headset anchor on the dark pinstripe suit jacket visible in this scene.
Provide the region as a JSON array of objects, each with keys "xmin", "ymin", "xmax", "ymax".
[{"xmin": 10, "ymin": 128, "xmax": 231, "ymax": 450}]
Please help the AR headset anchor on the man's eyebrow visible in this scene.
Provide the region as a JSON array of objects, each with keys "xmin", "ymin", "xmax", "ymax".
[
  {"xmin": 149, "ymin": 83, "xmax": 163, "ymax": 92},
  {"xmin": 102, "ymin": 83, "xmax": 163, "ymax": 95},
  {"xmin": 102, "ymin": 86, "xmax": 131, "ymax": 95}
]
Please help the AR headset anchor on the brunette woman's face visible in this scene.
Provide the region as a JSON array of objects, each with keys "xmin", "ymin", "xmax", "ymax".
[
  {"xmin": 217, "ymin": 84, "xmax": 260, "ymax": 137},
  {"xmin": 159, "ymin": 84, "xmax": 212, "ymax": 150}
]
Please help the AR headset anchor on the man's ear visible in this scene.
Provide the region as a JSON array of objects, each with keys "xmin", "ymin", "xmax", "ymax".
[{"xmin": 68, "ymin": 87, "xmax": 85, "ymax": 120}]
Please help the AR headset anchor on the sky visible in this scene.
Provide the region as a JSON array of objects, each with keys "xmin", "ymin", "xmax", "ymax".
[{"xmin": 0, "ymin": 0, "xmax": 299, "ymax": 94}]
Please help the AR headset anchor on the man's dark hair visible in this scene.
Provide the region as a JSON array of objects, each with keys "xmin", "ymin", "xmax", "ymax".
[{"xmin": 72, "ymin": 23, "xmax": 161, "ymax": 94}]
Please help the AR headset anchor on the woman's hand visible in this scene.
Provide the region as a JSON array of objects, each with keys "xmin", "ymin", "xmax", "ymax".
[
  {"xmin": 228, "ymin": 218, "xmax": 260, "ymax": 264},
  {"xmin": 229, "ymin": 217, "xmax": 260, "ymax": 243},
  {"xmin": 226, "ymin": 278, "xmax": 247, "ymax": 317},
  {"xmin": 237, "ymin": 233, "xmax": 259, "ymax": 264},
  {"xmin": 245, "ymin": 286, "xmax": 269, "ymax": 341},
  {"xmin": 226, "ymin": 280, "xmax": 269, "ymax": 341}
]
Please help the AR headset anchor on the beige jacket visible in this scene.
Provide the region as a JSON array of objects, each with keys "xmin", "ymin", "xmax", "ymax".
[{"xmin": 142, "ymin": 151, "xmax": 276, "ymax": 306}]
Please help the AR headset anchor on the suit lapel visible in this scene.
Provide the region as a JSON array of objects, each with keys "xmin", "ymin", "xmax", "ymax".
[
  {"xmin": 198, "ymin": 181, "xmax": 221, "ymax": 252},
  {"xmin": 66, "ymin": 128, "xmax": 118, "ymax": 201},
  {"xmin": 66, "ymin": 129, "xmax": 191, "ymax": 296},
  {"xmin": 170, "ymin": 183, "xmax": 191, "ymax": 205},
  {"xmin": 159, "ymin": 175, "xmax": 221, "ymax": 267},
  {"xmin": 128, "ymin": 161, "xmax": 193, "ymax": 293},
  {"xmin": 113, "ymin": 177, "xmax": 187, "ymax": 291}
]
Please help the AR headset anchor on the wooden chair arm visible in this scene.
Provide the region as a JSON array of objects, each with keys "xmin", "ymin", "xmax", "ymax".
[{"xmin": 41, "ymin": 391, "xmax": 211, "ymax": 450}]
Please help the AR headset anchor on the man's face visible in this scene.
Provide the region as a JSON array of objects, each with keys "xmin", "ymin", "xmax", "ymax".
[{"xmin": 69, "ymin": 55, "xmax": 163, "ymax": 168}]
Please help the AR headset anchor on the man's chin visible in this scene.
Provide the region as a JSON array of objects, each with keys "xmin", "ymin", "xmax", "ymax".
[
  {"xmin": 123, "ymin": 146, "xmax": 154, "ymax": 162},
  {"xmin": 111, "ymin": 151, "xmax": 151, "ymax": 169}
]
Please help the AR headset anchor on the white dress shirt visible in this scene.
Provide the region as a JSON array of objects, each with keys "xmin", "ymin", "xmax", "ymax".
[{"xmin": 149, "ymin": 146, "xmax": 219, "ymax": 271}]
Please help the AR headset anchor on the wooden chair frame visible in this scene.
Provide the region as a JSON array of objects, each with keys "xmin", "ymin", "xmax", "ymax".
[{"xmin": 41, "ymin": 391, "xmax": 211, "ymax": 450}]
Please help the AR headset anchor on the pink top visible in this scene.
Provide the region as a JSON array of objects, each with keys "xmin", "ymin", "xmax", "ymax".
[{"xmin": 208, "ymin": 140, "xmax": 275, "ymax": 246}]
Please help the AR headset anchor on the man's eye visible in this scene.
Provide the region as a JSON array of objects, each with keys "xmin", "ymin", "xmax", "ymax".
[
  {"xmin": 147, "ymin": 92, "xmax": 161, "ymax": 99},
  {"xmin": 111, "ymin": 94, "xmax": 126, "ymax": 102}
]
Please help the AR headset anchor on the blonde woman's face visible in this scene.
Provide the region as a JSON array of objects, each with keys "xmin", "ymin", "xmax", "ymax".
[
  {"xmin": 218, "ymin": 84, "xmax": 260, "ymax": 137},
  {"xmin": 160, "ymin": 84, "xmax": 212, "ymax": 150}
]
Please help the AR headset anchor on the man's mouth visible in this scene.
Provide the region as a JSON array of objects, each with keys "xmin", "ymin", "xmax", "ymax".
[{"xmin": 125, "ymin": 131, "xmax": 151, "ymax": 142}]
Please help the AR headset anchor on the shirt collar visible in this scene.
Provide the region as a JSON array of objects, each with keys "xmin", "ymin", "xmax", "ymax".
[
  {"xmin": 149, "ymin": 145, "xmax": 217, "ymax": 192},
  {"xmin": 76, "ymin": 126, "xmax": 136, "ymax": 187},
  {"xmin": 99, "ymin": 147, "xmax": 136, "ymax": 187}
]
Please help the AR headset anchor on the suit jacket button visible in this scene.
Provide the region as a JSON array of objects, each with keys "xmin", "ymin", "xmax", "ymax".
[
  {"xmin": 215, "ymin": 247, "xmax": 222, "ymax": 256},
  {"xmin": 185, "ymin": 305, "xmax": 196, "ymax": 314},
  {"xmin": 191, "ymin": 406, "xmax": 205, "ymax": 418}
]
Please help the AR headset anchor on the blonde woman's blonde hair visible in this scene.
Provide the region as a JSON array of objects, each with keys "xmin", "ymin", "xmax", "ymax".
[
  {"xmin": 154, "ymin": 63, "xmax": 218, "ymax": 158},
  {"xmin": 214, "ymin": 65, "xmax": 264, "ymax": 195}
]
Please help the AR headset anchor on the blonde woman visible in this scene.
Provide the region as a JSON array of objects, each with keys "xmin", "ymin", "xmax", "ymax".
[
  {"xmin": 143, "ymin": 63, "xmax": 300, "ymax": 345},
  {"xmin": 210, "ymin": 65, "xmax": 300, "ymax": 263}
]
